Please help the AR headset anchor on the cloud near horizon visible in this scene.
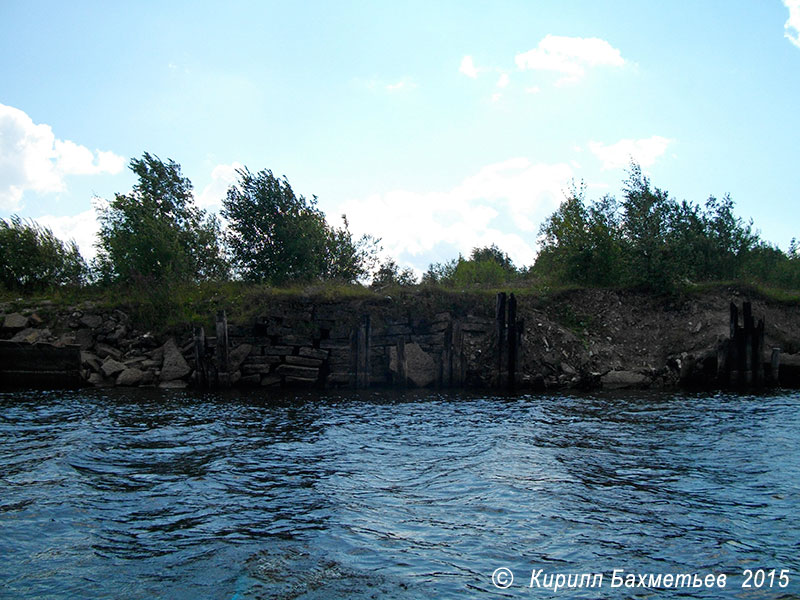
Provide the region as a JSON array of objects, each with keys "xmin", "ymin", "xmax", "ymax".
[
  {"xmin": 337, "ymin": 158, "xmax": 573, "ymax": 270},
  {"xmin": 515, "ymin": 35, "xmax": 626, "ymax": 86},
  {"xmin": 196, "ymin": 162, "xmax": 244, "ymax": 209},
  {"xmin": 588, "ymin": 135, "xmax": 673, "ymax": 170},
  {"xmin": 0, "ymin": 103, "xmax": 125, "ymax": 210}
]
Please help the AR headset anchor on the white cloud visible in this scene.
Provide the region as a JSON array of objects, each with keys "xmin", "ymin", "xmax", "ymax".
[
  {"xmin": 37, "ymin": 207, "xmax": 102, "ymax": 260},
  {"xmin": 385, "ymin": 78, "xmax": 417, "ymax": 92},
  {"xmin": 0, "ymin": 104, "xmax": 125, "ymax": 210},
  {"xmin": 525, "ymin": 85, "xmax": 541, "ymax": 95},
  {"xmin": 785, "ymin": 0, "xmax": 800, "ymax": 47},
  {"xmin": 587, "ymin": 135, "xmax": 673, "ymax": 169},
  {"xmin": 515, "ymin": 35, "xmax": 625, "ymax": 85},
  {"xmin": 496, "ymin": 73, "xmax": 510, "ymax": 88},
  {"xmin": 196, "ymin": 161, "xmax": 244, "ymax": 209},
  {"xmin": 338, "ymin": 158, "xmax": 573, "ymax": 269},
  {"xmin": 459, "ymin": 55, "xmax": 479, "ymax": 78}
]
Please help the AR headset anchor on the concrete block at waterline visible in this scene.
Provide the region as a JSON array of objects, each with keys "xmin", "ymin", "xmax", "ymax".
[
  {"xmin": 95, "ymin": 343, "xmax": 123, "ymax": 361},
  {"xmin": 228, "ymin": 344, "xmax": 253, "ymax": 372},
  {"xmin": 116, "ymin": 368, "xmax": 144, "ymax": 387},
  {"xmin": 260, "ymin": 375, "xmax": 281, "ymax": 387},
  {"xmin": 600, "ymin": 370, "xmax": 650, "ymax": 389},
  {"xmin": 298, "ymin": 347, "xmax": 328, "ymax": 360},
  {"xmin": 262, "ymin": 346, "xmax": 294, "ymax": 356},
  {"xmin": 242, "ymin": 363, "xmax": 274, "ymax": 375},
  {"xmin": 275, "ymin": 364, "xmax": 319, "ymax": 380},
  {"xmin": 237, "ymin": 374, "xmax": 260, "ymax": 386},
  {"xmin": 81, "ymin": 351, "xmax": 102, "ymax": 373},
  {"xmin": 160, "ymin": 338, "xmax": 191, "ymax": 381},
  {"xmin": 159, "ymin": 380, "xmax": 188, "ymax": 389},
  {"xmin": 389, "ymin": 342, "xmax": 436, "ymax": 388},
  {"xmin": 87, "ymin": 372, "xmax": 114, "ymax": 387},
  {"xmin": 100, "ymin": 357, "xmax": 126, "ymax": 378},
  {"xmin": 325, "ymin": 372, "xmax": 351, "ymax": 385},
  {"xmin": 284, "ymin": 355, "xmax": 323, "ymax": 368}
]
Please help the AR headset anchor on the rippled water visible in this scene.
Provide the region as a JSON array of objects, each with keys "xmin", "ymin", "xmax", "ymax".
[{"xmin": 1, "ymin": 389, "xmax": 798, "ymax": 599}]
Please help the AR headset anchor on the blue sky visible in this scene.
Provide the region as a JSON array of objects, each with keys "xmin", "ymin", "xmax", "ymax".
[{"xmin": 2, "ymin": 1, "xmax": 799, "ymax": 274}]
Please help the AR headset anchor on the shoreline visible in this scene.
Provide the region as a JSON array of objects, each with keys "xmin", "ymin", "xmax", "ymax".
[{"xmin": 2, "ymin": 285, "xmax": 800, "ymax": 392}]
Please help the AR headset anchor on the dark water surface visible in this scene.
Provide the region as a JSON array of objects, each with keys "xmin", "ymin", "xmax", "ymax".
[{"xmin": 0, "ymin": 389, "xmax": 798, "ymax": 599}]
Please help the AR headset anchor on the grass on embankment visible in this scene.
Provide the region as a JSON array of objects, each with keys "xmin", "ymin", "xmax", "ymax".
[{"xmin": 2, "ymin": 278, "xmax": 798, "ymax": 337}]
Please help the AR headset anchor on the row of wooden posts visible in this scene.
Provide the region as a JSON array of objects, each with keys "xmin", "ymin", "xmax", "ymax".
[
  {"xmin": 720, "ymin": 301, "xmax": 780, "ymax": 387},
  {"xmin": 191, "ymin": 300, "xmax": 780, "ymax": 391}
]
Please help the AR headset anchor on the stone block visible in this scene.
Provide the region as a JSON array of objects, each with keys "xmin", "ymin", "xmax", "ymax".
[
  {"xmin": 262, "ymin": 345, "xmax": 294, "ymax": 356},
  {"xmin": 299, "ymin": 347, "xmax": 328, "ymax": 360},
  {"xmin": 3, "ymin": 313, "xmax": 29, "ymax": 329},
  {"xmin": 239, "ymin": 374, "xmax": 261, "ymax": 386},
  {"xmin": 285, "ymin": 355, "xmax": 323, "ymax": 367},
  {"xmin": 101, "ymin": 357, "xmax": 126, "ymax": 378},
  {"xmin": 160, "ymin": 338, "xmax": 191, "ymax": 381},
  {"xmin": 116, "ymin": 368, "xmax": 144, "ymax": 386},
  {"xmin": 95, "ymin": 343, "xmax": 123, "ymax": 361},
  {"xmin": 275, "ymin": 364, "xmax": 319, "ymax": 379}
]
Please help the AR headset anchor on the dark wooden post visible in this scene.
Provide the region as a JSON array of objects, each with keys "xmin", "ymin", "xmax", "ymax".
[
  {"xmin": 193, "ymin": 326, "xmax": 207, "ymax": 388},
  {"xmin": 771, "ymin": 347, "xmax": 781, "ymax": 385},
  {"xmin": 355, "ymin": 314, "xmax": 370, "ymax": 389},
  {"xmin": 507, "ymin": 293, "xmax": 517, "ymax": 391},
  {"xmin": 743, "ymin": 302, "xmax": 753, "ymax": 385},
  {"xmin": 397, "ymin": 337, "xmax": 407, "ymax": 387},
  {"xmin": 452, "ymin": 319, "xmax": 464, "ymax": 388},
  {"xmin": 729, "ymin": 303, "xmax": 740, "ymax": 384},
  {"xmin": 496, "ymin": 292, "xmax": 507, "ymax": 386},
  {"xmin": 754, "ymin": 318, "xmax": 765, "ymax": 385},
  {"xmin": 215, "ymin": 310, "xmax": 230, "ymax": 387}
]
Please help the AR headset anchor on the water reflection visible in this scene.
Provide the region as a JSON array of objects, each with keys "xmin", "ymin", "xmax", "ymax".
[{"xmin": 0, "ymin": 388, "xmax": 798, "ymax": 599}]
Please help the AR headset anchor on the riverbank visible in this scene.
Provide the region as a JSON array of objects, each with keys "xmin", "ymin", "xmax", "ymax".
[{"xmin": 2, "ymin": 284, "xmax": 799, "ymax": 391}]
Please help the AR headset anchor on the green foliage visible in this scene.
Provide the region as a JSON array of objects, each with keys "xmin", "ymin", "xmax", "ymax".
[
  {"xmin": 222, "ymin": 168, "xmax": 378, "ymax": 284},
  {"xmin": 537, "ymin": 182, "xmax": 623, "ymax": 286},
  {"xmin": 0, "ymin": 215, "xmax": 88, "ymax": 291},
  {"xmin": 323, "ymin": 215, "xmax": 381, "ymax": 282},
  {"xmin": 371, "ymin": 258, "xmax": 418, "ymax": 289},
  {"xmin": 422, "ymin": 258, "xmax": 458, "ymax": 284},
  {"xmin": 620, "ymin": 164, "xmax": 677, "ymax": 290},
  {"xmin": 423, "ymin": 244, "xmax": 519, "ymax": 287},
  {"xmin": 95, "ymin": 153, "xmax": 228, "ymax": 284},
  {"xmin": 533, "ymin": 162, "xmax": 798, "ymax": 293}
]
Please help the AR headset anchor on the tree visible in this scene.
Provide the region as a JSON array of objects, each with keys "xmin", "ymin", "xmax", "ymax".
[
  {"xmin": 323, "ymin": 215, "xmax": 380, "ymax": 282},
  {"xmin": 620, "ymin": 163, "xmax": 676, "ymax": 290},
  {"xmin": 95, "ymin": 153, "xmax": 228, "ymax": 283},
  {"xmin": 423, "ymin": 245, "xmax": 518, "ymax": 287},
  {"xmin": 0, "ymin": 215, "xmax": 88, "ymax": 290},
  {"xmin": 536, "ymin": 181, "xmax": 622, "ymax": 285},
  {"xmin": 222, "ymin": 168, "xmax": 378, "ymax": 284},
  {"xmin": 371, "ymin": 258, "xmax": 417, "ymax": 289}
]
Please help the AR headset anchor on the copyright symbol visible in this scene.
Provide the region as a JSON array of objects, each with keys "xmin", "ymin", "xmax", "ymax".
[{"xmin": 492, "ymin": 567, "xmax": 514, "ymax": 589}]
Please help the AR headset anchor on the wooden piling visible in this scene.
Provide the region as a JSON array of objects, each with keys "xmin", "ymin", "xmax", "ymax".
[
  {"xmin": 496, "ymin": 292, "xmax": 507, "ymax": 386},
  {"xmin": 354, "ymin": 314, "xmax": 370, "ymax": 388},
  {"xmin": 215, "ymin": 310, "xmax": 230, "ymax": 387},
  {"xmin": 452, "ymin": 319, "xmax": 464, "ymax": 387},
  {"xmin": 397, "ymin": 337, "xmax": 407, "ymax": 387},
  {"xmin": 507, "ymin": 293, "xmax": 517, "ymax": 390},
  {"xmin": 771, "ymin": 347, "xmax": 781, "ymax": 385},
  {"xmin": 193, "ymin": 326, "xmax": 208, "ymax": 388}
]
